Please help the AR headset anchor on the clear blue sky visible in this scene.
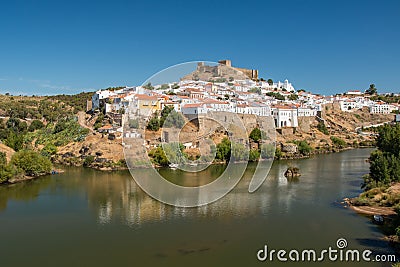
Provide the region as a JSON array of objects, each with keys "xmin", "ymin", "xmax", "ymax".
[{"xmin": 0, "ymin": 0, "xmax": 399, "ymax": 95}]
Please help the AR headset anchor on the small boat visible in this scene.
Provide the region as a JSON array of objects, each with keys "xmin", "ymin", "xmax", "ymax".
[
  {"xmin": 169, "ymin": 163, "xmax": 179, "ymax": 169},
  {"xmin": 373, "ymin": 214, "xmax": 384, "ymax": 224}
]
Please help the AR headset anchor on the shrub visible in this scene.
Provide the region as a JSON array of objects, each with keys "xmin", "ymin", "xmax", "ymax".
[
  {"xmin": 83, "ymin": 155, "xmax": 95, "ymax": 167},
  {"xmin": 146, "ymin": 117, "xmax": 160, "ymax": 131},
  {"xmin": 129, "ymin": 119, "xmax": 139, "ymax": 129},
  {"xmin": 249, "ymin": 128, "xmax": 261, "ymax": 142},
  {"xmin": 148, "ymin": 146, "xmax": 169, "ymax": 166},
  {"xmin": 260, "ymin": 144, "xmax": 275, "ymax": 159},
  {"xmin": 28, "ymin": 120, "xmax": 44, "ymax": 132},
  {"xmin": 317, "ymin": 122, "xmax": 329, "ymax": 135},
  {"xmin": 216, "ymin": 138, "xmax": 231, "ymax": 161},
  {"xmin": 11, "ymin": 150, "xmax": 52, "ymax": 176},
  {"xmin": 249, "ymin": 149, "xmax": 260, "ymax": 161},
  {"xmin": 330, "ymin": 136, "xmax": 346, "ymax": 148},
  {"xmin": 41, "ymin": 144, "xmax": 58, "ymax": 157}
]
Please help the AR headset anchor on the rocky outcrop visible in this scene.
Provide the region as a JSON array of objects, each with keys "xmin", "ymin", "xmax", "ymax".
[{"xmin": 284, "ymin": 167, "xmax": 301, "ymax": 178}]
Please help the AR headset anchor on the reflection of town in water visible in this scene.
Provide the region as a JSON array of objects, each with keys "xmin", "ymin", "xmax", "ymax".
[
  {"xmin": 84, "ymin": 149, "xmax": 368, "ymax": 227},
  {"xmin": 0, "ymin": 149, "xmax": 370, "ymax": 228}
]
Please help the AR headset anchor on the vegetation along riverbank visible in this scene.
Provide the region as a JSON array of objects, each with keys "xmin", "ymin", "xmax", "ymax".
[{"xmin": 345, "ymin": 124, "xmax": 400, "ymax": 252}]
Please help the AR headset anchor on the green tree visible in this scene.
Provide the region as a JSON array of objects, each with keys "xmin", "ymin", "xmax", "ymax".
[
  {"xmin": 317, "ymin": 122, "xmax": 329, "ymax": 135},
  {"xmin": 231, "ymin": 143, "xmax": 248, "ymax": 161},
  {"xmin": 365, "ymin": 84, "xmax": 377, "ymax": 95},
  {"xmin": 216, "ymin": 138, "xmax": 231, "ymax": 161},
  {"xmin": 288, "ymin": 94, "xmax": 299, "ymax": 101},
  {"xmin": 162, "ymin": 110, "xmax": 185, "ymax": 128},
  {"xmin": 296, "ymin": 141, "xmax": 312, "ymax": 155},
  {"xmin": 28, "ymin": 120, "xmax": 44, "ymax": 132},
  {"xmin": 148, "ymin": 146, "xmax": 169, "ymax": 166},
  {"xmin": 11, "ymin": 150, "xmax": 52, "ymax": 176},
  {"xmin": 249, "ymin": 149, "xmax": 260, "ymax": 161},
  {"xmin": 83, "ymin": 155, "xmax": 95, "ymax": 167},
  {"xmin": 41, "ymin": 144, "xmax": 58, "ymax": 157},
  {"xmin": 6, "ymin": 117, "xmax": 21, "ymax": 132},
  {"xmin": 162, "ymin": 142, "xmax": 186, "ymax": 164},
  {"xmin": 0, "ymin": 152, "xmax": 6, "ymax": 166},
  {"xmin": 330, "ymin": 136, "xmax": 346, "ymax": 148},
  {"xmin": 266, "ymin": 92, "xmax": 285, "ymax": 101},
  {"xmin": 5, "ymin": 132, "xmax": 24, "ymax": 151},
  {"xmin": 146, "ymin": 117, "xmax": 160, "ymax": 131},
  {"xmin": 260, "ymin": 144, "xmax": 275, "ymax": 159},
  {"xmin": 160, "ymin": 84, "xmax": 170, "ymax": 90},
  {"xmin": 143, "ymin": 82, "xmax": 154, "ymax": 90},
  {"xmin": 363, "ymin": 124, "xmax": 400, "ymax": 189},
  {"xmin": 249, "ymin": 128, "xmax": 262, "ymax": 142},
  {"xmin": 267, "ymin": 79, "xmax": 273, "ymax": 86},
  {"xmin": 0, "ymin": 163, "xmax": 17, "ymax": 184}
]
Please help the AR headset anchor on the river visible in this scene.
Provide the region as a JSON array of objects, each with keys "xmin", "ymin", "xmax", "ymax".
[{"xmin": 0, "ymin": 148, "xmax": 396, "ymax": 266}]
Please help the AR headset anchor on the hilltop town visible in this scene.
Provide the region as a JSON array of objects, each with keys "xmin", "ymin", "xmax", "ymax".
[{"xmin": 0, "ymin": 60, "xmax": 398, "ymax": 171}]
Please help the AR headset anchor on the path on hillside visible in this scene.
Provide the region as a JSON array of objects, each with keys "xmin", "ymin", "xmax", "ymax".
[
  {"xmin": 77, "ymin": 111, "xmax": 93, "ymax": 133},
  {"xmin": 355, "ymin": 121, "xmax": 392, "ymax": 135}
]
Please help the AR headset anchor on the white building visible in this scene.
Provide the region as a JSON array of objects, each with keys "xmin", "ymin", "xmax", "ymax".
[
  {"xmin": 272, "ymin": 106, "xmax": 299, "ymax": 128},
  {"xmin": 273, "ymin": 79, "xmax": 295, "ymax": 92},
  {"xmin": 297, "ymin": 107, "xmax": 317, "ymax": 117},
  {"xmin": 339, "ymin": 100, "xmax": 363, "ymax": 111},
  {"xmin": 369, "ymin": 103, "xmax": 397, "ymax": 114},
  {"xmin": 181, "ymin": 103, "xmax": 208, "ymax": 115}
]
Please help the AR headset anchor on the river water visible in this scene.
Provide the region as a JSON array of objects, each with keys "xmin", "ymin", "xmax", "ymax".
[{"xmin": 0, "ymin": 148, "xmax": 396, "ymax": 266}]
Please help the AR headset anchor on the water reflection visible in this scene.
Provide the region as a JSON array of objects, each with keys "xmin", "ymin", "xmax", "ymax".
[
  {"xmin": 0, "ymin": 149, "xmax": 374, "ymax": 226},
  {"xmin": 1, "ymin": 148, "xmax": 395, "ymax": 267}
]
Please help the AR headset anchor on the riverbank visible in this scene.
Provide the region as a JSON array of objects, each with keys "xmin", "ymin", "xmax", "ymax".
[
  {"xmin": 344, "ymin": 183, "xmax": 400, "ymax": 251},
  {"xmin": 1, "ymin": 169, "xmax": 65, "ymax": 185}
]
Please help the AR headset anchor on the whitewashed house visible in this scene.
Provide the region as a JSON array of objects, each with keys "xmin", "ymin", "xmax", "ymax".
[
  {"xmin": 369, "ymin": 103, "xmax": 398, "ymax": 114},
  {"xmin": 181, "ymin": 103, "xmax": 208, "ymax": 115},
  {"xmin": 271, "ymin": 106, "xmax": 299, "ymax": 128}
]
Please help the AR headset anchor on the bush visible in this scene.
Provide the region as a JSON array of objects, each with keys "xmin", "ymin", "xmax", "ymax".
[
  {"xmin": 4, "ymin": 132, "xmax": 24, "ymax": 151},
  {"xmin": 11, "ymin": 150, "xmax": 52, "ymax": 176},
  {"xmin": 249, "ymin": 128, "xmax": 261, "ymax": 142},
  {"xmin": 231, "ymin": 143, "xmax": 248, "ymax": 161},
  {"xmin": 146, "ymin": 117, "xmax": 160, "ymax": 131},
  {"xmin": 216, "ymin": 138, "xmax": 231, "ymax": 161},
  {"xmin": 0, "ymin": 152, "xmax": 6, "ymax": 165},
  {"xmin": 129, "ymin": 119, "xmax": 139, "ymax": 129},
  {"xmin": 317, "ymin": 122, "xmax": 329, "ymax": 135},
  {"xmin": 275, "ymin": 147, "xmax": 283, "ymax": 160},
  {"xmin": 0, "ymin": 163, "xmax": 17, "ymax": 183},
  {"xmin": 249, "ymin": 149, "xmax": 260, "ymax": 161},
  {"xmin": 53, "ymin": 120, "xmax": 67, "ymax": 134},
  {"xmin": 330, "ymin": 136, "xmax": 346, "ymax": 148},
  {"xmin": 162, "ymin": 110, "xmax": 185, "ymax": 128},
  {"xmin": 41, "ymin": 144, "xmax": 58, "ymax": 157},
  {"xmin": 83, "ymin": 155, "xmax": 95, "ymax": 167},
  {"xmin": 260, "ymin": 144, "xmax": 275, "ymax": 159},
  {"xmin": 292, "ymin": 140, "xmax": 312, "ymax": 155},
  {"xmin": 148, "ymin": 146, "xmax": 169, "ymax": 166},
  {"xmin": 28, "ymin": 120, "xmax": 44, "ymax": 132}
]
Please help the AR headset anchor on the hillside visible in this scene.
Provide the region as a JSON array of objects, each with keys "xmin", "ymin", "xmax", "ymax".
[
  {"xmin": 0, "ymin": 143, "xmax": 15, "ymax": 162},
  {"xmin": 0, "ymin": 93, "xmax": 396, "ymax": 171}
]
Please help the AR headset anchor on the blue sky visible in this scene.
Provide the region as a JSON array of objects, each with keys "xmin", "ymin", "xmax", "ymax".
[{"xmin": 0, "ymin": 0, "xmax": 399, "ymax": 95}]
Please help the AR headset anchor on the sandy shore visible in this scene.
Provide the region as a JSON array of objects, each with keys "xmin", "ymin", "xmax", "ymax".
[{"xmin": 343, "ymin": 198, "xmax": 396, "ymax": 216}]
